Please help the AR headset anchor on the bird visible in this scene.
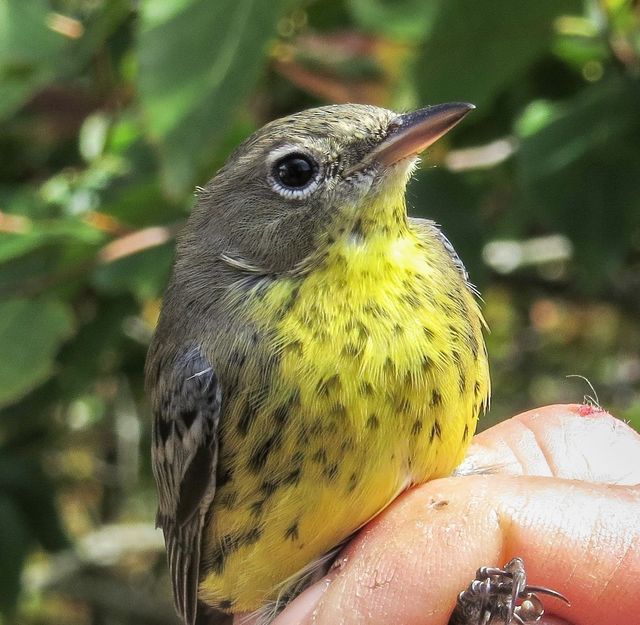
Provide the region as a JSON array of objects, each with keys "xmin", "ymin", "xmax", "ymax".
[{"xmin": 145, "ymin": 102, "xmax": 490, "ymax": 625}]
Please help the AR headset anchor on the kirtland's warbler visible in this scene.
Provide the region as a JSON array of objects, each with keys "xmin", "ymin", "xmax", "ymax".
[{"xmin": 146, "ymin": 102, "xmax": 490, "ymax": 625}]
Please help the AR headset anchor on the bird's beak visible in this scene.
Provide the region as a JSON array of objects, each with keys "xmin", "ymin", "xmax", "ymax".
[{"xmin": 354, "ymin": 102, "xmax": 475, "ymax": 173}]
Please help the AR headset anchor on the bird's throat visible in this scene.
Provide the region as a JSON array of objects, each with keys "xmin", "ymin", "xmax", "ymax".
[{"xmin": 330, "ymin": 178, "xmax": 411, "ymax": 250}]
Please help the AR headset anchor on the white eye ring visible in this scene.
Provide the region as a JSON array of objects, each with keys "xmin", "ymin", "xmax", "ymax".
[{"xmin": 267, "ymin": 146, "xmax": 321, "ymax": 200}]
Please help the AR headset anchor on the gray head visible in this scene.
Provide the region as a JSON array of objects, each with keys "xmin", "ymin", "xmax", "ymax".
[{"xmin": 176, "ymin": 102, "xmax": 474, "ymax": 277}]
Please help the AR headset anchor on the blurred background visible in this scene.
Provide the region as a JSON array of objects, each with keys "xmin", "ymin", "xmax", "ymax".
[{"xmin": 1, "ymin": 0, "xmax": 639, "ymax": 623}]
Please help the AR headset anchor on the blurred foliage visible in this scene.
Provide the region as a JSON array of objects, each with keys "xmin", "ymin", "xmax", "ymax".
[{"xmin": 1, "ymin": 0, "xmax": 639, "ymax": 623}]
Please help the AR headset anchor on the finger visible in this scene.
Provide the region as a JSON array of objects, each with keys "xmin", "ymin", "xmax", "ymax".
[
  {"xmin": 459, "ymin": 404, "xmax": 640, "ymax": 484},
  {"xmin": 273, "ymin": 475, "xmax": 640, "ymax": 625}
]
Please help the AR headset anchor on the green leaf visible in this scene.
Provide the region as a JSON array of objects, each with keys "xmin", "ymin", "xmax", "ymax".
[
  {"xmin": 0, "ymin": 0, "xmax": 65, "ymax": 119},
  {"xmin": 516, "ymin": 77, "xmax": 640, "ymax": 179},
  {"xmin": 348, "ymin": 0, "xmax": 439, "ymax": 42},
  {"xmin": 0, "ymin": 298, "xmax": 74, "ymax": 408},
  {"xmin": 138, "ymin": 0, "xmax": 290, "ymax": 197},
  {"xmin": 0, "ymin": 0, "xmax": 130, "ymax": 120},
  {"xmin": 0, "ymin": 221, "xmax": 104, "ymax": 264},
  {"xmin": 515, "ymin": 77, "xmax": 640, "ymax": 287},
  {"xmin": 417, "ymin": 0, "xmax": 582, "ymax": 108}
]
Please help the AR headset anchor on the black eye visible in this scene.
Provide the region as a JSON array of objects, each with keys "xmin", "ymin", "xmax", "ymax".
[{"xmin": 274, "ymin": 153, "xmax": 317, "ymax": 189}]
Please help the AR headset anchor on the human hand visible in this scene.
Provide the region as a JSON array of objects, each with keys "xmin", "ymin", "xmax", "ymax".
[{"xmin": 242, "ymin": 405, "xmax": 640, "ymax": 625}]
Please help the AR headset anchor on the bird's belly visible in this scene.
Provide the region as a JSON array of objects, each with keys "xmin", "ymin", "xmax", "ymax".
[{"xmin": 199, "ymin": 236, "xmax": 488, "ymax": 612}]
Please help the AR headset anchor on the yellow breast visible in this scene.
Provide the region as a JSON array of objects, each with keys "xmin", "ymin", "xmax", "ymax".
[{"xmin": 199, "ymin": 217, "xmax": 489, "ymax": 612}]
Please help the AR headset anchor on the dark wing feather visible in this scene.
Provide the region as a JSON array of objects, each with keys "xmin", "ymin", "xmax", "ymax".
[
  {"xmin": 150, "ymin": 347, "xmax": 221, "ymax": 625},
  {"xmin": 409, "ymin": 217, "xmax": 477, "ymax": 292}
]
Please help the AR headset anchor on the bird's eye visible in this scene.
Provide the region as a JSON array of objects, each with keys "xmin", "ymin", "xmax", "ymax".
[{"xmin": 274, "ymin": 153, "xmax": 317, "ymax": 189}]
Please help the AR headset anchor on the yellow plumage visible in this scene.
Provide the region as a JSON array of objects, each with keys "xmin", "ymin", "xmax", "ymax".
[{"xmin": 199, "ymin": 178, "xmax": 489, "ymax": 611}]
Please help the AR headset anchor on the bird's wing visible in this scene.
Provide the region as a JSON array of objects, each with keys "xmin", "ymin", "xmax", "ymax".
[
  {"xmin": 409, "ymin": 216, "xmax": 473, "ymax": 287},
  {"xmin": 151, "ymin": 346, "xmax": 222, "ymax": 625}
]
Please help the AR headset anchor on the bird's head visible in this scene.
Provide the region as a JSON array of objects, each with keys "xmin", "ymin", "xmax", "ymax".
[{"xmin": 180, "ymin": 103, "xmax": 474, "ymax": 276}]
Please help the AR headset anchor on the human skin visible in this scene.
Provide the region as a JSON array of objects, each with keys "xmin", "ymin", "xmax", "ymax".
[{"xmin": 234, "ymin": 404, "xmax": 640, "ymax": 625}]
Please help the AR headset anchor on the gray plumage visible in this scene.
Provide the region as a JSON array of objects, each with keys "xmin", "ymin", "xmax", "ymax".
[{"xmin": 147, "ymin": 345, "xmax": 221, "ymax": 625}]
